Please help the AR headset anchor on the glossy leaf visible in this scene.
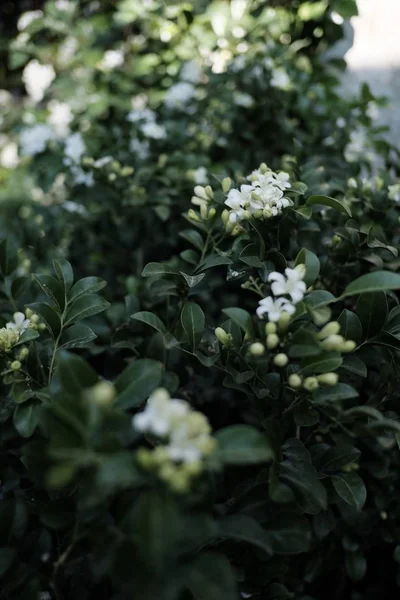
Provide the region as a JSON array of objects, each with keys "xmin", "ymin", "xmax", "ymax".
[
  {"xmin": 181, "ymin": 302, "xmax": 205, "ymax": 350},
  {"xmin": 116, "ymin": 359, "xmax": 163, "ymax": 409},
  {"xmin": 305, "ymin": 194, "xmax": 351, "ymax": 217},
  {"xmin": 215, "ymin": 425, "xmax": 274, "ymax": 464}
]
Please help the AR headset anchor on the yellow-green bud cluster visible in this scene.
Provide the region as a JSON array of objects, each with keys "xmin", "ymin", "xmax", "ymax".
[
  {"xmin": 189, "ymin": 184, "xmax": 215, "ymax": 222},
  {"xmin": 0, "ymin": 328, "xmax": 19, "ymax": 353},
  {"xmin": 215, "ymin": 327, "xmax": 233, "ymax": 348},
  {"xmin": 318, "ymin": 321, "xmax": 356, "ymax": 353},
  {"xmin": 288, "ymin": 371, "xmax": 339, "ymax": 391},
  {"xmin": 137, "ymin": 448, "xmax": 204, "ymax": 493},
  {"xmin": 86, "ymin": 381, "xmax": 116, "ymax": 407}
]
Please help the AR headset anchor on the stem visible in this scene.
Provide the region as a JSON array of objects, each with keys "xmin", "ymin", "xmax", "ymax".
[{"xmin": 48, "ymin": 291, "xmax": 68, "ymax": 385}]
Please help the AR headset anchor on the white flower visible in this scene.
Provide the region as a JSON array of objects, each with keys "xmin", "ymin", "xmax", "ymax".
[
  {"xmin": 0, "ymin": 142, "xmax": 19, "ymax": 168},
  {"xmin": 94, "ymin": 156, "xmax": 113, "ymax": 168},
  {"xmin": 48, "ymin": 100, "xmax": 73, "ymax": 137},
  {"xmin": 62, "ymin": 201, "xmax": 87, "ymax": 214},
  {"xmin": 70, "ymin": 165, "xmax": 94, "ymax": 187},
  {"xmin": 141, "ymin": 121, "xmax": 166, "ymax": 139},
  {"xmin": 55, "ymin": 0, "xmax": 73, "ymax": 10},
  {"xmin": 58, "ymin": 37, "xmax": 78, "ymax": 67},
  {"xmin": 127, "ymin": 108, "xmax": 156, "ymax": 123},
  {"xmin": 225, "ymin": 185, "xmax": 253, "ymax": 222},
  {"xmin": 256, "ymin": 296, "xmax": 296, "ymax": 321},
  {"xmin": 20, "ymin": 124, "xmax": 55, "ymax": 156},
  {"xmin": 17, "ymin": 10, "xmax": 43, "ymax": 31},
  {"xmin": 366, "ymin": 101, "xmax": 379, "ymax": 120},
  {"xmin": 22, "ymin": 60, "xmax": 55, "ymax": 103},
  {"xmin": 268, "ymin": 265, "xmax": 307, "ymax": 304},
  {"xmin": 193, "ymin": 167, "xmax": 208, "ymax": 185},
  {"xmin": 164, "ymin": 82, "xmax": 195, "ymax": 109},
  {"xmin": 180, "ymin": 60, "xmax": 202, "ymax": 84},
  {"xmin": 388, "ymin": 184, "xmax": 400, "ymax": 202},
  {"xmin": 63, "ymin": 132, "xmax": 85, "ymax": 165},
  {"xmin": 234, "ymin": 92, "xmax": 254, "ymax": 108},
  {"xmin": 270, "ymin": 68, "xmax": 291, "ymax": 90},
  {"xmin": 6, "ymin": 312, "xmax": 30, "ymax": 333},
  {"xmin": 133, "ymin": 388, "xmax": 190, "ymax": 437},
  {"xmin": 99, "ymin": 49, "xmax": 124, "ymax": 71},
  {"xmin": 166, "ymin": 425, "xmax": 203, "ymax": 463},
  {"xmin": 130, "ymin": 138, "xmax": 150, "ymax": 160}
]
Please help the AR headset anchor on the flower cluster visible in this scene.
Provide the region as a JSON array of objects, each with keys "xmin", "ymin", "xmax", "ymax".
[
  {"xmin": 257, "ymin": 264, "xmax": 306, "ymax": 323},
  {"xmin": 133, "ymin": 388, "xmax": 216, "ymax": 492},
  {"xmin": 63, "ymin": 132, "xmax": 94, "ymax": 187},
  {"xmin": 0, "ymin": 312, "xmax": 30, "ymax": 353},
  {"xmin": 223, "ymin": 163, "xmax": 292, "ymax": 226},
  {"xmin": 22, "ymin": 60, "xmax": 55, "ymax": 104},
  {"xmin": 127, "ymin": 104, "xmax": 166, "ymax": 140}
]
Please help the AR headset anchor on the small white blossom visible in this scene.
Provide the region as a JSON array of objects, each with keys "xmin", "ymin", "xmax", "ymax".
[
  {"xmin": 234, "ymin": 92, "xmax": 254, "ymax": 107},
  {"xmin": 17, "ymin": 10, "xmax": 43, "ymax": 31},
  {"xmin": 133, "ymin": 388, "xmax": 189, "ymax": 437},
  {"xmin": 63, "ymin": 132, "xmax": 85, "ymax": 165},
  {"xmin": 0, "ymin": 142, "xmax": 19, "ymax": 168},
  {"xmin": 99, "ymin": 49, "xmax": 124, "ymax": 71},
  {"xmin": 48, "ymin": 100, "xmax": 73, "ymax": 137},
  {"xmin": 268, "ymin": 265, "xmax": 307, "ymax": 304},
  {"xmin": 20, "ymin": 124, "xmax": 55, "ymax": 156},
  {"xmin": 22, "ymin": 60, "xmax": 55, "ymax": 103},
  {"xmin": 180, "ymin": 60, "xmax": 202, "ymax": 84},
  {"xmin": 141, "ymin": 121, "xmax": 166, "ymax": 139},
  {"xmin": 130, "ymin": 138, "xmax": 150, "ymax": 160},
  {"xmin": 127, "ymin": 108, "xmax": 156, "ymax": 123},
  {"xmin": 70, "ymin": 165, "xmax": 94, "ymax": 187},
  {"xmin": 270, "ymin": 68, "xmax": 291, "ymax": 90},
  {"xmin": 62, "ymin": 201, "xmax": 87, "ymax": 214},
  {"xmin": 256, "ymin": 296, "xmax": 296, "ymax": 322},
  {"xmin": 164, "ymin": 82, "xmax": 195, "ymax": 109},
  {"xmin": 388, "ymin": 184, "xmax": 400, "ymax": 202},
  {"xmin": 94, "ymin": 156, "xmax": 113, "ymax": 168},
  {"xmin": 6, "ymin": 312, "xmax": 30, "ymax": 333},
  {"xmin": 366, "ymin": 101, "xmax": 379, "ymax": 120},
  {"xmin": 193, "ymin": 167, "xmax": 208, "ymax": 185}
]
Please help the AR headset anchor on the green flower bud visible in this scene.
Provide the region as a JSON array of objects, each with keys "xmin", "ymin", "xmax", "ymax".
[
  {"xmin": 347, "ymin": 177, "xmax": 357, "ymax": 189},
  {"xmin": 274, "ymin": 353, "xmax": 289, "ymax": 368},
  {"xmin": 341, "ymin": 340, "xmax": 357, "ymax": 353},
  {"xmin": 208, "ymin": 207, "xmax": 216, "ymax": 219},
  {"xmin": 194, "ymin": 185, "xmax": 208, "ymax": 200},
  {"xmin": 121, "ymin": 166, "xmax": 134, "ymax": 177},
  {"xmin": 265, "ymin": 322, "xmax": 277, "ymax": 335},
  {"xmin": 259, "ymin": 163, "xmax": 268, "ymax": 174},
  {"xmin": 11, "ymin": 360, "xmax": 22, "ymax": 371},
  {"xmin": 38, "ymin": 323, "xmax": 47, "ymax": 331},
  {"xmin": 278, "ymin": 311, "xmax": 291, "ymax": 333},
  {"xmin": 221, "ymin": 209, "xmax": 230, "ymax": 225},
  {"xmin": 318, "ymin": 321, "xmax": 341, "ymax": 339},
  {"xmin": 200, "ymin": 203, "xmax": 208, "ymax": 220},
  {"xmin": 108, "ymin": 173, "xmax": 117, "ymax": 182},
  {"xmin": 30, "ymin": 314, "xmax": 40, "ymax": 324},
  {"xmin": 191, "ymin": 195, "xmax": 207, "ymax": 207},
  {"xmin": 380, "ymin": 511, "xmax": 388, "ymax": 520},
  {"xmin": 169, "ymin": 471, "xmax": 190, "ymax": 493},
  {"xmin": 321, "ymin": 334, "xmax": 344, "ymax": 351},
  {"xmin": 182, "ymin": 460, "xmax": 203, "ymax": 477},
  {"xmin": 303, "ymin": 377, "xmax": 319, "ymax": 392},
  {"xmin": 25, "ymin": 308, "xmax": 34, "ymax": 318},
  {"xmin": 205, "ymin": 185, "xmax": 214, "ymax": 200},
  {"xmin": 288, "ymin": 373, "xmax": 302, "ymax": 389},
  {"xmin": 222, "ymin": 177, "xmax": 231, "ymax": 193},
  {"xmin": 249, "ymin": 342, "xmax": 265, "ymax": 356},
  {"xmin": 18, "ymin": 347, "xmax": 29, "ymax": 360},
  {"xmin": 188, "ymin": 209, "xmax": 200, "ymax": 222},
  {"xmin": 317, "ymin": 372, "xmax": 339, "ymax": 386},
  {"xmin": 136, "ymin": 448, "xmax": 155, "ymax": 469},
  {"xmin": 215, "ymin": 327, "xmax": 233, "ymax": 347},
  {"xmin": 158, "ymin": 463, "xmax": 176, "ymax": 482},
  {"xmin": 266, "ymin": 333, "xmax": 279, "ymax": 349},
  {"xmin": 90, "ymin": 381, "xmax": 116, "ymax": 407}
]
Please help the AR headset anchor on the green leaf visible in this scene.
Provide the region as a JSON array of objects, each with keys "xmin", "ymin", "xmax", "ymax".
[
  {"xmin": 65, "ymin": 294, "xmax": 110, "ymax": 326},
  {"xmin": 14, "ymin": 328, "xmax": 40, "ymax": 346},
  {"xmin": 332, "ymin": 472, "xmax": 366, "ymax": 511},
  {"xmin": 341, "ymin": 355, "xmax": 367, "ymax": 377},
  {"xmin": 346, "ymin": 552, "xmax": 367, "ymax": 583},
  {"xmin": 27, "ymin": 302, "xmax": 61, "ymax": 338},
  {"xmin": 301, "ymin": 352, "xmax": 342, "ymax": 375},
  {"xmin": 342, "ymin": 271, "xmax": 400, "ymax": 297},
  {"xmin": 293, "ymin": 206, "xmax": 312, "ymax": 219},
  {"xmin": 288, "ymin": 329, "xmax": 321, "ymax": 358},
  {"xmin": 181, "ymin": 302, "xmax": 205, "ymax": 350},
  {"xmin": 179, "ymin": 272, "xmax": 206, "ymax": 288},
  {"xmin": 0, "ymin": 238, "xmax": 18, "ymax": 276},
  {"xmin": 116, "ymin": 358, "xmax": 163, "ymax": 409},
  {"xmin": 0, "ymin": 547, "xmax": 16, "ymax": 578},
  {"xmin": 197, "ymin": 254, "xmax": 232, "ymax": 272},
  {"xmin": 13, "ymin": 401, "xmax": 39, "ymax": 438},
  {"xmin": 334, "ymin": 0, "xmax": 358, "ymax": 18},
  {"xmin": 222, "ymin": 307, "xmax": 255, "ymax": 338},
  {"xmin": 69, "ymin": 276, "xmax": 107, "ymax": 302},
  {"xmin": 187, "ymin": 552, "xmax": 238, "ymax": 600},
  {"xmin": 218, "ymin": 515, "xmax": 273, "ymax": 554},
  {"xmin": 305, "ymin": 194, "xmax": 351, "ymax": 217},
  {"xmin": 193, "ymin": 350, "xmax": 220, "ymax": 367},
  {"xmin": 215, "ymin": 425, "xmax": 274, "ymax": 464},
  {"xmin": 57, "ymin": 351, "xmax": 99, "ymax": 394},
  {"xmin": 179, "ymin": 229, "xmax": 204, "ymax": 251},
  {"xmin": 295, "ymin": 249, "xmax": 320, "ymax": 287},
  {"xmin": 33, "ymin": 274, "xmax": 65, "ymax": 310},
  {"xmin": 338, "ymin": 309, "xmax": 362, "ymax": 343},
  {"xmin": 356, "ymin": 292, "xmax": 387, "ymax": 339},
  {"xmin": 313, "ymin": 383, "xmax": 358, "ymax": 403},
  {"xmin": 53, "ymin": 258, "xmax": 74, "ymax": 291},
  {"xmin": 59, "ymin": 324, "xmax": 97, "ymax": 349},
  {"xmin": 131, "ymin": 311, "xmax": 178, "ymax": 348},
  {"xmin": 318, "ymin": 445, "xmax": 360, "ymax": 473},
  {"xmin": 141, "ymin": 262, "xmax": 179, "ymax": 277}
]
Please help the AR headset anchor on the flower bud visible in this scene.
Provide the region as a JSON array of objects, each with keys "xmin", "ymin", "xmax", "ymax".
[
  {"xmin": 18, "ymin": 347, "xmax": 29, "ymax": 360},
  {"xmin": 317, "ymin": 372, "xmax": 339, "ymax": 386},
  {"xmin": 288, "ymin": 373, "xmax": 302, "ymax": 389},
  {"xmin": 278, "ymin": 311, "xmax": 291, "ymax": 332},
  {"xmin": 303, "ymin": 377, "xmax": 319, "ymax": 392},
  {"xmin": 38, "ymin": 323, "xmax": 47, "ymax": 331},
  {"xmin": 341, "ymin": 340, "xmax": 356, "ymax": 353},
  {"xmin": 380, "ymin": 511, "xmax": 388, "ymax": 520},
  {"xmin": 25, "ymin": 308, "xmax": 34, "ymax": 318},
  {"xmin": 221, "ymin": 209, "xmax": 230, "ymax": 225},
  {"xmin": 108, "ymin": 172, "xmax": 117, "ymax": 182},
  {"xmin": 90, "ymin": 381, "xmax": 116, "ymax": 407},
  {"xmin": 169, "ymin": 471, "xmax": 190, "ymax": 493},
  {"xmin": 194, "ymin": 185, "xmax": 208, "ymax": 200},
  {"xmin": 30, "ymin": 314, "xmax": 39, "ymax": 324},
  {"xmin": 266, "ymin": 333, "xmax": 279, "ymax": 349},
  {"xmin": 205, "ymin": 185, "xmax": 214, "ymax": 199},
  {"xmin": 182, "ymin": 460, "xmax": 203, "ymax": 477},
  {"xmin": 321, "ymin": 334, "xmax": 344, "ymax": 351},
  {"xmin": 121, "ymin": 166, "xmax": 134, "ymax": 177},
  {"xmin": 208, "ymin": 207, "xmax": 216, "ymax": 219},
  {"xmin": 200, "ymin": 203, "xmax": 208, "ymax": 220},
  {"xmin": 191, "ymin": 195, "xmax": 207, "ymax": 207},
  {"xmin": 11, "ymin": 360, "xmax": 22, "ymax": 371},
  {"xmin": 136, "ymin": 448, "xmax": 155, "ymax": 469},
  {"xmin": 215, "ymin": 327, "xmax": 233, "ymax": 347},
  {"xmin": 222, "ymin": 177, "xmax": 231, "ymax": 193},
  {"xmin": 188, "ymin": 209, "xmax": 200, "ymax": 222},
  {"xmin": 274, "ymin": 353, "xmax": 288, "ymax": 368},
  {"xmin": 265, "ymin": 322, "xmax": 277, "ymax": 335},
  {"xmin": 249, "ymin": 342, "xmax": 265, "ymax": 356},
  {"xmin": 260, "ymin": 163, "xmax": 268, "ymax": 174},
  {"xmin": 347, "ymin": 177, "xmax": 357, "ymax": 189},
  {"xmin": 318, "ymin": 321, "xmax": 341, "ymax": 339}
]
